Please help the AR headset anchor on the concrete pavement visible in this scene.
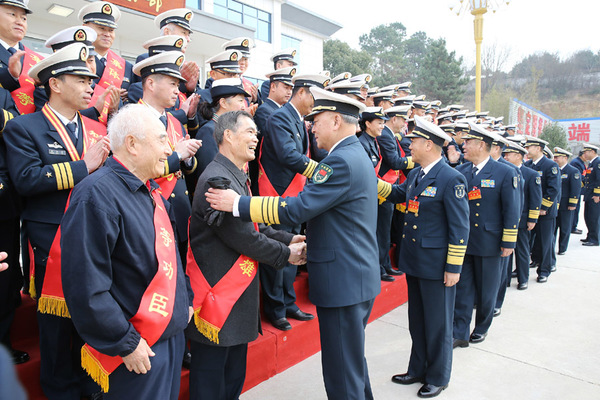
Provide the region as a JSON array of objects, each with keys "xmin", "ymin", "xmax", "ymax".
[{"xmin": 241, "ymin": 216, "xmax": 600, "ymax": 399}]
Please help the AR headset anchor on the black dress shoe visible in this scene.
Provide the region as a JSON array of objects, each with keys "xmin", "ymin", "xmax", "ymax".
[
  {"xmin": 550, "ymin": 265, "xmax": 557, "ymax": 272},
  {"xmin": 571, "ymin": 229, "xmax": 582, "ymax": 235},
  {"xmin": 529, "ymin": 262, "xmax": 539, "ymax": 269},
  {"xmin": 286, "ymin": 309, "xmax": 314, "ymax": 321},
  {"xmin": 381, "ymin": 273, "xmax": 395, "ymax": 282},
  {"xmin": 271, "ymin": 317, "xmax": 292, "ymax": 331},
  {"xmin": 11, "ymin": 349, "xmax": 29, "ymax": 365},
  {"xmin": 557, "ymin": 251, "xmax": 565, "ymax": 255},
  {"xmin": 517, "ymin": 282, "xmax": 528, "ymax": 290},
  {"xmin": 182, "ymin": 350, "xmax": 191, "ymax": 369},
  {"xmin": 452, "ymin": 338, "xmax": 469, "ymax": 348},
  {"xmin": 84, "ymin": 392, "xmax": 104, "ymax": 400},
  {"xmin": 493, "ymin": 308, "xmax": 501, "ymax": 317},
  {"xmin": 418, "ymin": 383, "xmax": 448, "ymax": 398},
  {"xmin": 391, "ymin": 373, "xmax": 424, "ymax": 385},
  {"xmin": 582, "ymin": 242, "xmax": 599, "ymax": 247},
  {"xmin": 511, "ymin": 270, "xmax": 517, "ymax": 278},
  {"xmin": 469, "ymin": 332, "xmax": 487, "ymax": 343},
  {"xmin": 580, "ymin": 238, "xmax": 590, "ymax": 242},
  {"xmin": 385, "ymin": 268, "xmax": 403, "ymax": 276},
  {"xmin": 537, "ymin": 276, "xmax": 548, "ymax": 283}
]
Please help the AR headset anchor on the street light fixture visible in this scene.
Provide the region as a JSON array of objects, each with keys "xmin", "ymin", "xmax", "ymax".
[{"xmin": 450, "ymin": 0, "xmax": 510, "ymax": 112}]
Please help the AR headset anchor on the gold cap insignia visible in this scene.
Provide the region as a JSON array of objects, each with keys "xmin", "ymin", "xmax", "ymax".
[
  {"xmin": 75, "ymin": 29, "xmax": 86, "ymax": 41},
  {"xmin": 175, "ymin": 55, "xmax": 184, "ymax": 67},
  {"xmin": 230, "ymin": 52, "xmax": 238, "ymax": 61},
  {"xmin": 242, "ymin": 39, "xmax": 249, "ymax": 47},
  {"xmin": 291, "ymin": 50, "xmax": 297, "ymax": 57},
  {"xmin": 323, "ymin": 79, "xmax": 330, "ymax": 88},
  {"xmin": 185, "ymin": 12, "xmax": 192, "ymax": 21},
  {"xmin": 102, "ymin": 4, "xmax": 112, "ymax": 15},
  {"xmin": 175, "ymin": 38, "xmax": 184, "ymax": 48},
  {"xmin": 290, "ymin": 68, "xmax": 296, "ymax": 76},
  {"xmin": 80, "ymin": 47, "xmax": 88, "ymax": 61}
]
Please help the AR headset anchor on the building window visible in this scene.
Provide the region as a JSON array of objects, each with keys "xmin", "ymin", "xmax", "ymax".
[
  {"xmin": 281, "ymin": 34, "xmax": 301, "ymax": 65},
  {"xmin": 214, "ymin": 0, "xmax": 271, "ymax": 43},
  {"xmin": 186, "ymin": 0, "xmax": 201, "ymax": 10}
]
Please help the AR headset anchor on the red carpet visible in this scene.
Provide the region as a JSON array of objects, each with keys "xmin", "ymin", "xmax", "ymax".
[{"xmin": 13, "ymin": 270, "xmax": 407, "ymax": 399}]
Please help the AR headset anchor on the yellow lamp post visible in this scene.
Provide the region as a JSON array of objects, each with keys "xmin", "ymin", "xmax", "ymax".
[{"xmin": 450, "ymin": 0, "xmax": 509, "ymax": 112}]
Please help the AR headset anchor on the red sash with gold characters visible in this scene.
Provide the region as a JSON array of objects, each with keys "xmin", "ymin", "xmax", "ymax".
[
  {"xmin": 36, "ymin": 105, "xmax": 107, "ymax": 311},
  {"xmin": 257, "ymin": 140, "xmax": 309, "ymax": 198},
  {"xmin": 81, "ymin": 189, "xmax": 178, "ymax": 393},
  {"xmin": 11, "ymin": 46, "xmax": 43, "ymax": 115},
  {"xmin": 155, "ymin": 113, "xmax": 185, "ymax": 199},
  {"xmin": 89, "ymin": 49, "xmax": 126, "ymax": 123},
  {"xmin": 186, "ymin": 221, "xmax": 259, "ymax": 344}
]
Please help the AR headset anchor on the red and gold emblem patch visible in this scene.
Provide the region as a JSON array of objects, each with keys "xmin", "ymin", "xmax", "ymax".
[
  {"xmin": 175, "ymin": 38, "xmax": 184, "ymax": 48},
  {"xmin": 230, "ymin": 52, "xmax": 238, "ymax": 61},
  {"xmin": 175, "ymin": 55, "xmax": 184, "ymax": 67},
  {"xmin": 80, "ymin": 47, "xmax": 88, "ymax": 61},
  {"xmin": 242, "ymin": 39, "xmax": 249, "ymax": 47},
  {"xmin": 74, "ymin": 29, "xmax": 87, "ymax": 42},
  {"xmin": 185, "ymin": 12, "xmax": 192, "ymax": 21},
  {"xmin": 102, "ymin": 4, "xmax": 112, "ymax": 15}
]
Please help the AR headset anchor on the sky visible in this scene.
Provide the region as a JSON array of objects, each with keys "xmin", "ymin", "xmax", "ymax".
[{"xmin": 297, "ymin": 0, "xmax": 600, "ymax": 72}]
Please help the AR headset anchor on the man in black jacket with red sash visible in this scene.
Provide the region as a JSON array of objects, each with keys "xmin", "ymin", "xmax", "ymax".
[{"xmin": 186, "ymin": 110, "xmax": 306, "ymax": 400}]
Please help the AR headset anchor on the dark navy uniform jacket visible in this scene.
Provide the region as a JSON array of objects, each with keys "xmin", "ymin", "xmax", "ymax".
[
  {"xmin": 260, "ymin": 80, "xmax": 270, "ymax": 103},
  {"xmin": 389, "ymin": 160, "xmax": 470, "ymax": 279},
  {"xmin": 261, "ymin": 102, "xmax": 317, "ymax": 195},
  {"xmin": 457, "ymin": 158, "xmax": 520, "ymax": 256},
  {"xmin": 570, "ymin": 156, "xmax": 586, "ymax": 195},
  {"xmin": 377, "ymin": 125, "xmax": 414, "ymax": 180},
  {"xmin": 559, "ymin": 163, "xmax": 580, "ymax": 210},
  {"xmin": 0, "ymin": 43, "xmax": 24, "ymax": 92},
  {"xmin": 358, "ymin": 132, "xmax": 380, "ymax": 168},
  {"xmin": 499, "ymin": 156, "xmax": 524, "ymax": 215},
  {"xmin": 584, "ymin": 156, "xmax": 600, "ymax": 200},
  {"xmin": 525, "ymin": 156, "xmax": 561, "ymax": 218},
  {"xmin": 61, "ymin": 158, "xmax": 193, "ymax": 357},
  {"xmin": 4, "ymin": 111, "xmax": 89, "ymax": 225},
  {"xmin": 238, "ymin": 135, "xmax": 381, "ymax": 307},
  {"xmin": 0, "ymin": 91, "xmax": 20, "ymax": 221},
  {"xmin": 94, "ymin": 54, "xmax": 134, "ymax": 93},
  {"xmin": 196, "ymin": 119, "xmax": 217, "ymax": 176},
  {"xmin": 254, "ymin": 98, "xmax": 279, "ymax": 137},
  {"xmin": 519, "ymin": 165, "xmax": 542, "ymax": 229}
]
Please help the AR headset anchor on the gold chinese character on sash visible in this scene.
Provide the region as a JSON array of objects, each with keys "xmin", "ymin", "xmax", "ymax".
[
  {"xmin": 146, "ymin": 0, "xmax": 164, "ymax": 13},
  {"xmin": 240, "ymin": 259, "xmax": 255, "ymax": 277},
  {"xmin": 111, "ymin": 59, "xmax": 123, "ymax": 69},
  {"xmin": 17, "ymin": 93, "xmax": 33, "ymax": 106},
  {"xmin": 162, "ymin": 261, "xmax": 174, "ymax": 280},
  {"xmin": 109, "ymin": 69, "xmax": 119, "ymax": 80},
  {"xmin": 149, "ymin": 293, "xmax": 169, "ymax": 317},
  {"xmin": 31, "ymin": 54, "xmax": 41, "ymax": 63},
  {"xmin": 160, "ymin": 227, "xmax": 173, "ymax": 247}
]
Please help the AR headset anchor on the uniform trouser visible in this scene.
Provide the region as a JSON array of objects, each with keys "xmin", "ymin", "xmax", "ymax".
[
  {"xmin": 316, "ymin": 299, "xmax": 374, "ymax": 400},
  {"xmin": 106, "ymin": 332, "xmax": 185, "ymax": 400},
  {"xmin": 453, "ymin": 254, "xmax": 503, "ymax": 341},
  {"xmin": 495, "ymin": 255, "xmax": 512, "ymax": 309},
  {"xmin": 572, "ymin": 194, "xmax": 582, "ymax": 231},
  {"xmin": 377, "ymin": 201, "xmax": 394, "ymax": 275},
  {"xmin": 189, "ymin": 341, "xmax": 247, "ymax": 400},
  {"xmin": 553, "ymin": 208, "xmax": 574, "ymax": 261},
  {"xmin": 391, "ymin": 208, "xmax": 405, "ymax": 269},
  {"xmin": 406, "ymin": 275, "xmax": 454, "ymax": 387},
  {"xmin": 515, "ymin": 228, "xmax": 532, "ymax": 284},
  {"xmin": 0, "ymin": 217, "xmax": 22, "ymax": 350},
  {"xmin": 532, "ymin": 217, "xmax": 555, "ymax": 277},
  {"xmin": 260, "ymin": 223, "xmax": 300, "ymax": 321},
  {"xmin": 584, "ymin": 199, "xmax": 600, "ymax": 244}
]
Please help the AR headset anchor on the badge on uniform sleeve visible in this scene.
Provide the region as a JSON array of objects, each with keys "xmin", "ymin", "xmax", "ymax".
[
  {"xmin": 454, "ymin": 184, "xmax": 466, "ymax": 199},
  {"xmin": 513, "ymin": 176, "xmax": 518, "ymax": 188},
  {"xmin": 480, "ymin": 179, "xmax": 495, "ymax": 188},
  {"xmin": 421, "ymin": 186, "xmax": 437, "ymax": 197},
  {"xmin": 313, "ymin": 163, "xmax": 333, "ymax": 184},
  {"xmin": 575, "ymin": 173, "xmax": 580, "ymax": 180},
  {"xmin": 535, "ymin": 176, "xmax": 541, "ymax": 185},
  {"xmin": 552, "ymin": 166, "xmax": 558, "ymax": 175}
]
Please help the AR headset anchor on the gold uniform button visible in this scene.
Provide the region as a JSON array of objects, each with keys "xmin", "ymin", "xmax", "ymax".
[
  {"xmin": 170, "ymin": 193, "xmax": 176, "ymax": 198},
  {"xmin": 476, "ymin": 203, "xmax": 480, "ymax": 207},
  {"xmin": 404, "ymin": 222, "xmax": 407, "ymax": 226},
  {"xmin": 412, "ymin": 238, "xmax": 416, "ymax": 242},
  {"xmin": 475, "ymin": 213, "xmax": 479, "ymax": 217},
  {"xmin": 475, "ymin": 223, "xmax": 479, "ymax": 227},
  {"xmin": 413, "ymin": 225, "xmax": 417, "ymax": 230},
  {"xmin": 185, "ymin": 190, "xmax": 189, "ymax": 196},
  {"xmin": 402, "ymin": 234, "xmax": 405, "ymax": 238}
]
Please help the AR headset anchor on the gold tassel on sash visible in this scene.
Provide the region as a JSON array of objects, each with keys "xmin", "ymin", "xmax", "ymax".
[
  {"xmin": 81, "ymin": 345, "xmax": 110, "ymax": 393},
  {"xmin": 29, "ymin": 277, "xmax": 36, "ymax": 300},
  {"xmin": 38, "ymin": 296, "xmax": 71, "ymax": 318},
  {"xmin": 194, "ymin": 309, "xmax": 221, "ymax": 344}
]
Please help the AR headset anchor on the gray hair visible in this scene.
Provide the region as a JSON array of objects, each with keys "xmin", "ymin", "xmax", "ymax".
[
  {"xmin": 340, "ymin": 114, "xmax": 358, "ymax": 127},
  {"xmin": 108, "ymin": 104, "xmax": 164, "ymax": 151},
  {"xmin": 214, "ymin": 110, "xmax": 253, "ymax": 146}
]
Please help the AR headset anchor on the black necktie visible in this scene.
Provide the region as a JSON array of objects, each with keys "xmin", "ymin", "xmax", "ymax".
[
  {"xmin": 472, "ymin": 165, "xmax": 478, "ymax": 177},
  {"xmin": 159, "ymin": 115, "xmax": 168, "ymax": 128},
  {"xmin": 416, "ymin": 170, "xmax": 425, "ymax": 185},
  {"xmin": 7, "ymin": 47, "xmax": 16, "ymax": 56},
  {"xmin": 66, "ymin": 122, "xmax": 78, "ymax": 145},
  {"xmin": 100, "ymin": 57, "xmax": 107, "ymax": 66}
]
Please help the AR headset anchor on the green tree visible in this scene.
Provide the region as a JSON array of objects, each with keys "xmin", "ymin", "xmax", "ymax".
[
  {"xmin": 322, "ymin": 39, "xmax": 373, "ymax": 78},
  {"xmin": 359, "ymin": 23, "xmax": 408, "ymax": 87},
  {"xmin": 416, "ymin": 38, "xmax": 468, "ymax": 104},
  {"xmin": 539, "ymin": 123, "xmax": 568, "ymax": 151}
]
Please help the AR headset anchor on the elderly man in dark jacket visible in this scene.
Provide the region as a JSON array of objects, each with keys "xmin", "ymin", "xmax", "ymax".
[{"xmin": 186, "ymin": 109, "xmax": 306, "ymax": 400}]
